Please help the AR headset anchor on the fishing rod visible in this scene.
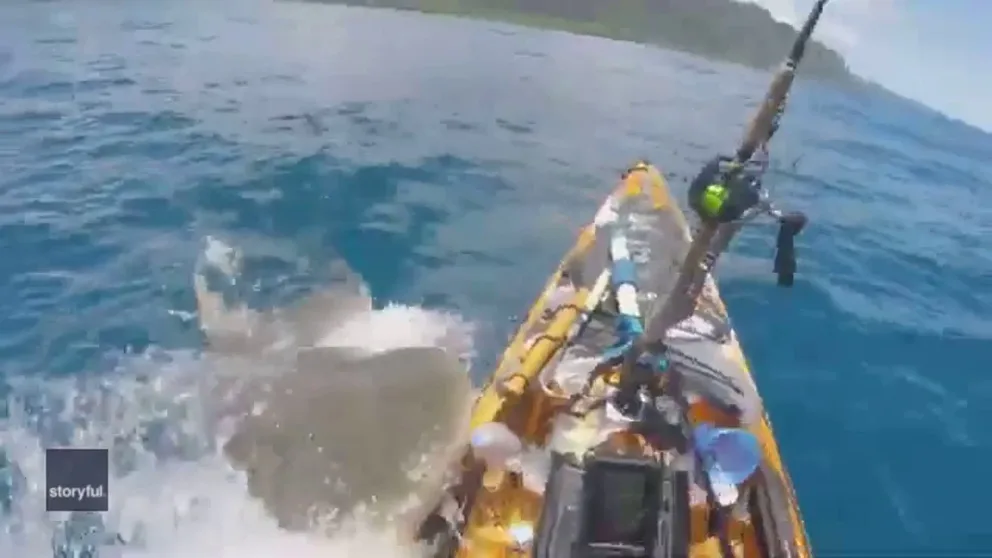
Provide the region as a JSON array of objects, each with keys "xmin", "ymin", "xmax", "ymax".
[
  {"xmin": 619, "ymin": 0, "xmax": 829, "ymax": 375},
  {"xmin": 601, "ymin": 4, "xmax": 831, "ymax": 558}
]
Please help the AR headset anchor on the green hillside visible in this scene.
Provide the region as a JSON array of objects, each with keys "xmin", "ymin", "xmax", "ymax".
[{"xmin": 307, "ymin": 0, "xmax": 853, "ymax": 81}]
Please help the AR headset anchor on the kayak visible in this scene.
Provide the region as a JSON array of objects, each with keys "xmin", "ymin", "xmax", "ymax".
[
  {"xmin": 409, "ymin": 2, "xmax": 832, "ymax": 552},
  {"xmin": 411, "ymin": 162, "xmax": 811, "ymax": 558}
]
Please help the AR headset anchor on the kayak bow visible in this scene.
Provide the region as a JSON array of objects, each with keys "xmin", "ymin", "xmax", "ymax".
[{"xmin": 410, "ymin": 165, "xmax": 812, "ymax": 558}]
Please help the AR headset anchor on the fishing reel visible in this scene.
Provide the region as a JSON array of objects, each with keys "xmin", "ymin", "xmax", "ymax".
[{"xmin": 688, "ymin": 155, "xmax": 807, "ymax": 287}]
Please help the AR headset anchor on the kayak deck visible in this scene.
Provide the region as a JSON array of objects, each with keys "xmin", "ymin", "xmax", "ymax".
[{"xmin": 415, "ymin": 163, "xmax": 810, "ymax": 558}]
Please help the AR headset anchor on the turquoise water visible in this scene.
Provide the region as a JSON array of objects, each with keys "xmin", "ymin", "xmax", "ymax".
[{"xmin": 1, "ymin": 1, "xmax": 991, "ymax": 556}]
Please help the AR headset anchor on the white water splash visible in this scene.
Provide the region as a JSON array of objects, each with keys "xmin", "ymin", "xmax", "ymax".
[{"xmin": 0, "ymin": 236, "xmax": 476, "ymax": 558}]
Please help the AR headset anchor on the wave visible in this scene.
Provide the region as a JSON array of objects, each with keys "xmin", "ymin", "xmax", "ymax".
[{"xmin": 0, "ymin": 236, "xmax": 476, "ymax": 557}]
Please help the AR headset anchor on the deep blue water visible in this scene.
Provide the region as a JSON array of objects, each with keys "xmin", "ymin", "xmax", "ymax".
[{"xmin": 1, "ymin": 1, "xmax": 991, "ymax": 556}]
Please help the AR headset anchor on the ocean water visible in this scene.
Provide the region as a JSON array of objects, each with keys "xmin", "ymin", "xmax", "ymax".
[{"xmin": 1, "ymin": 0, "xmax": 990, "ymax": 556}]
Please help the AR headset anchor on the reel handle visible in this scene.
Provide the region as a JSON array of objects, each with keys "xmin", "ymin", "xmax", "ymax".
[{"xmin": 773, "ymin": 211, "xmax": 807, "ymax": 287}]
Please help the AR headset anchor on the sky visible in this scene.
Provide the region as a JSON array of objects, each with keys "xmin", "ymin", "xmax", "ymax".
[{"xmin": 741, "ymin": 0, "xmax": 992, "ymax": 132}]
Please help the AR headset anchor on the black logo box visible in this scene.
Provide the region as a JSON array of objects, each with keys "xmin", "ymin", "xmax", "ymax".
[{"xmin": 45, "ymin": 448, "xmax": 109, "ymax": 512}]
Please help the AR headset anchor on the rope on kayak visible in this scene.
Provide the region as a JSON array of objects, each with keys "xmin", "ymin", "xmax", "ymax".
[{"xmin": 600, "ymin": 229, "xmax": 645, "ymax": 363}]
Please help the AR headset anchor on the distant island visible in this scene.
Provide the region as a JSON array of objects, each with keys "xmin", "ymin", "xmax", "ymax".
[{"xmin": 305, "ymin": 0, "xmax": 854, "ymax": 82}]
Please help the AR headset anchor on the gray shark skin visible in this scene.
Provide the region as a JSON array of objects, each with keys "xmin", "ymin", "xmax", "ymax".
[
  {"xmin": 194, "ymin": 273, "xmax": 473, "ymax": 534},
  {"xmin": 223, "ymin": 345, "xmax": 472, "ymax": 532}
]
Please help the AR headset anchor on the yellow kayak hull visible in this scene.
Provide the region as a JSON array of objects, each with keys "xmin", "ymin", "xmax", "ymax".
[{"xmin": 414, "ymin": 163, "xmax": 811, "ymax": 558}]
